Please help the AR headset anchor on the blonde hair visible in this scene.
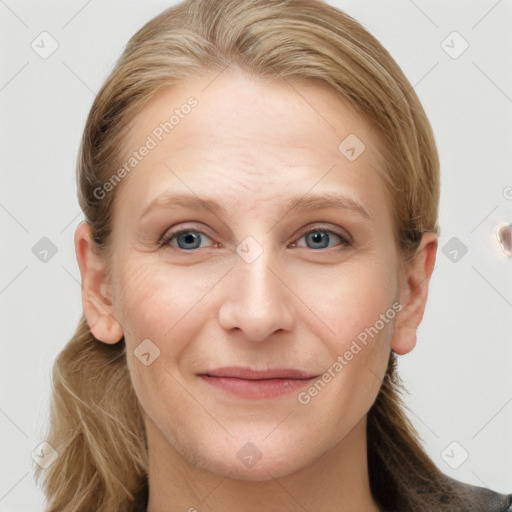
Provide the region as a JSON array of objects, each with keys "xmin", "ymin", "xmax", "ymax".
[{"xmin": 35, "ymin": 1, "xmax": 480, "ymax": 510}]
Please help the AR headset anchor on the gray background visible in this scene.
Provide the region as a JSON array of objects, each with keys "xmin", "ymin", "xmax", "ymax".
[{"xmin": 1, "ymin": 0, "xmax": 511, "ymax": 510}]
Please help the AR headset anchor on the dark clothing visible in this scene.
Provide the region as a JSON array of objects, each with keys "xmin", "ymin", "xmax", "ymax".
[{"xmin": 448, "ymin": 475, "xmax": 512, "ymax": 511}]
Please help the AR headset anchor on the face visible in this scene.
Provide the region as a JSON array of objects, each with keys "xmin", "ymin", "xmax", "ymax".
[{"xmin": 105, "ymin": 70, "xmax": 405, "ymax": 480}]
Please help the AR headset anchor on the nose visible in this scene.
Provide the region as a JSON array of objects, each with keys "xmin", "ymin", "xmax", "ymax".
[{"xmin": 217, "ymin": 248, "xmax": 296, "ymax": 342}]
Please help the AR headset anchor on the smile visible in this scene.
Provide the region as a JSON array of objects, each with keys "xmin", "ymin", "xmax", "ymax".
[{"xmin": 198, "ymin": 367, "xmax": 318, "ymax": 400}]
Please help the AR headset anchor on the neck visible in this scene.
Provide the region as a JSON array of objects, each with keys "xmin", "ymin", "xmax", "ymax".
[{"xmin": 146, "ymin": 416, "xmax": 380, "ymax": 512}]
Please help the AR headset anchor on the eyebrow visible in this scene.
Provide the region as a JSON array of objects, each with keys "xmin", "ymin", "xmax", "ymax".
[{"xmin": 139, "ymin": 191, "xmax": 372, "ymax": 221}]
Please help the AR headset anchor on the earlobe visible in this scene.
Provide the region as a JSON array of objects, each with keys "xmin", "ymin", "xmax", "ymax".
[
  {"xmin": 74, "ymin": 221, "xmax": 124, "ymax": 344},
  {"xmin": 390, "ymin": 232, "xmax": 438, "ymax": 356}
]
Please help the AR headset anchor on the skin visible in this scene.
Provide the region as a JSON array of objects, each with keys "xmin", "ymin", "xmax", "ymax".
[{"xmin": 75, "ymin": 69, "xmax": 437, "ymax": 512}]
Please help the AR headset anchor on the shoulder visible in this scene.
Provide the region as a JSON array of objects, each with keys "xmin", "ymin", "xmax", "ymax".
[{"xmin": 447, "ymin": 475, "xmax": 512, "ymax": 511}]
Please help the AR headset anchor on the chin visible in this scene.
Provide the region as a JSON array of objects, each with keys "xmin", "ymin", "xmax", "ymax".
[
  {"xmin": 187, "ymin": 433, "xmax": 315, "ymax": 482},
  {"xmin": 204, "ymin": 454, "xmax": 306, "ymax": 482}
]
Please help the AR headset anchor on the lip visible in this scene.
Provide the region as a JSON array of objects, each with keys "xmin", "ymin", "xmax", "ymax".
[{"xmin": 198, "ymin": 366, "xmax": 318, "ymax": 400}]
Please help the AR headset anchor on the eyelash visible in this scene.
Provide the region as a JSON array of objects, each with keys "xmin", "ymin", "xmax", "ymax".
[{"xmin": 158, "ymin": 225, "xmax": 352, "ymax": 250}]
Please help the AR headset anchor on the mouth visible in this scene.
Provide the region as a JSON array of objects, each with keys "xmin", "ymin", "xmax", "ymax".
[{"xmin": 197, "ymin": 367, "xmax": 318, "ymax": 400}]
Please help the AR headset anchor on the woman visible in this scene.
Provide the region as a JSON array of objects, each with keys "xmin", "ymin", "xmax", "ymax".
[{"xmin": 34, "ymin": 0, "xmax": 511, "ymax": 510}]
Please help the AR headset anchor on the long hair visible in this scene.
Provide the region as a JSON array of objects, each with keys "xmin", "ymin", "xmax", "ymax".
[{"xmin": 34, "ymin": 1, "xmax": 480, "ymax": 510}]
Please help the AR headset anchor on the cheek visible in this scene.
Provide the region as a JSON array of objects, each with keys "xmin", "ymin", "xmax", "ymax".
[
  {"xmin": 114, "ymin": 258, "xmax": 220, "ymax": 341},
  {"xmin": 295, "ymin": 261, "xmax": 396, "ymax": 431},
  {"xmin": 112, "ymin": 257, "xmax": 231, "ymax": 409},
  {"xmin": 289, "ymin": 263, "xmax": 396, "ymax": 453},
  {"xmin": 114, "ymin": 259, "xmax": 219, "ymax": 424},
  {"xmin": 294, "ymin": 259, "xmax": 396, "ymax": 417},
  {"xmin": 296, "ymin": 256, "xmax": 398, "ymax": 355}
]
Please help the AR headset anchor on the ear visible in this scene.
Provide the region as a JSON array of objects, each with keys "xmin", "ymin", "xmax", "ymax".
[
  {"xmin": 74, "ymin": 221, "xmax": 124, "ymax": 344},
  {"xmin": 390, "ymin": 232, "xmax": 438, "ymax": 356}
]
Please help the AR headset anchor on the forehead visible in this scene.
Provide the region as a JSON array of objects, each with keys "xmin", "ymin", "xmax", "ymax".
[
  {"xmin": 125, "ymin": 70, "xmax": 377, "ymax": 158},
  {"xmin": 112, "ymin": 69, "xmax": 389, "ymax": 225}
]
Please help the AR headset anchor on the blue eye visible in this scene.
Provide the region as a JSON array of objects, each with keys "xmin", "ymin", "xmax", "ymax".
[
  {"xmin": 160, "ymin": 229, "xmax": 214, "ymax": 250},
  {"xmin": 295, "ymin": 228, "xmax": 351, "ymax": 250},
  {"xmin": 159, "ymin": 226, "xmax": 351, "ymax": 251}
]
